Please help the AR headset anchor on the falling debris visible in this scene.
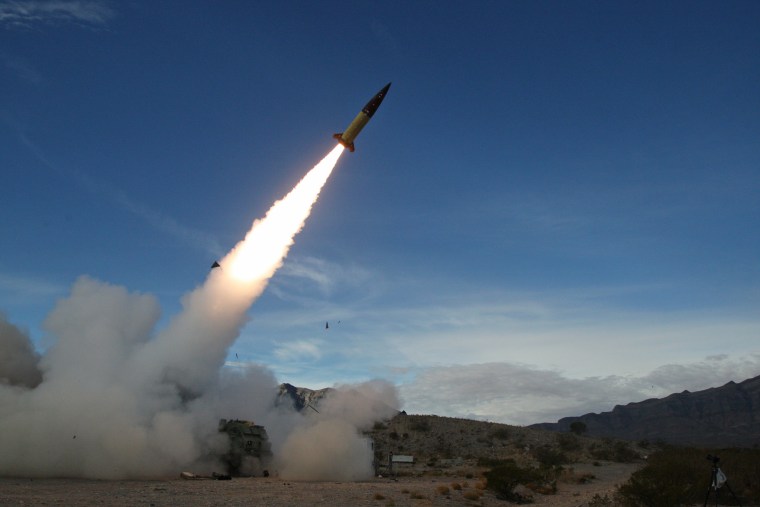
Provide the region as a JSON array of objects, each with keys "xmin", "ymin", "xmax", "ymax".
[
  {"xmin": 325, "ymin": 321, "xmax": 329, "ymax": 329},
  {"xmin": 211, "ymin": 261, "xmax": 221, "ymax": 270}
]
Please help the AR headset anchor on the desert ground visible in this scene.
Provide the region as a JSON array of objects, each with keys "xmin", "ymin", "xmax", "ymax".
[{"xmin": 0, "ymin": 461, "xmax": 638, "ymax": 506}]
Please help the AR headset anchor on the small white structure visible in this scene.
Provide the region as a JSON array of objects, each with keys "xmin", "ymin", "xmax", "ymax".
[{"xmin": 387, "ymin": 453, "xmax": 415, "ymax": 475}]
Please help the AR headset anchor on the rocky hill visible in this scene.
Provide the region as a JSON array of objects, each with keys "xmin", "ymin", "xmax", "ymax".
[
  {"xmin": 277, "ymin": 383, "xmax": 331, "ymax": 412},
  {"xmin": 531, "ymin": 375, "xmax": 760, "ymax": 448},
  {"xmin": 277, "ymin": 383, "xmax": 647, "ymax": 472}
]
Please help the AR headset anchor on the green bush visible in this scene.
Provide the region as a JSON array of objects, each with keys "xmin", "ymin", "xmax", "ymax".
[
  {"xmin": 409, "ymin": 418, "xmax": 431, "ymax": 432},
  {"xmin": 590, "ymin": 439, "xmax": 639, "ymax": 463},
  {"xmin": 556, "ymin": 432, "xmax": 581, "ymax": 452},
  {"xmin": 616, "ymin": 446, "xmax": 759, "ymax": 506},
  {"xmin": 491, "ymin": 427, "xmax": 511, "ymax": 440},
  {"xmin": 588, "ymin": 493, "xmax": 614, "ymax": 506},
  {"xmin": 533, "ymin": 445, "xmax": 569, "ymax": 467},
  {"xmin": 570, "ymin": 421, "xmax": 587, "ymax": 435},
  {"xmin": 485, "ymin": 462, "xmax": 542, "ymax": 503}
]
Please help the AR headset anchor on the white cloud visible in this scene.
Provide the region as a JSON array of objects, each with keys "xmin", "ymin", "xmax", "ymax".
[
  {"xmin": 273, "ymin": 339, "xmax": 323, "ymax": 362},
  {"xmin": 0, "ymin": 273, "xmax": 65, "ymax": 303},
  {"xmin": 273, "ymin": 255, "xmax": 374, "ymax": 299},
  {"xmin": 399, "ymin": 354, "xmax": 760, "ymax": 426},
  {"xmin": 236, "ymin": 276, "xmax": 760, "ymax": 426},
  {"xmin": 0, "ymin": 0, "xmax": 115, "ymax": 28}
]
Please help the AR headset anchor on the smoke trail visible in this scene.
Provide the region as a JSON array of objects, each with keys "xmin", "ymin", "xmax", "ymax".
[
  {"xmin": 277, "ymin": 380, "xmax": 400, "ymax": 480},
  {"xmin": 132, "ymin": 144, "xmax": 345, "ymax": 397},
  {"xmin": 0, "ymin": 145, "xmax": 401, "ymax": 480}
]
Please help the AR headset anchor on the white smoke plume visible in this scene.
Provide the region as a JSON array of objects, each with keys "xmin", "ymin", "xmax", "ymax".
[
  {"xmin": 0, "ymin": 145, "xmax": 399, "ymax": 479},
  {"xmin": 277, "ymin": 380, "xmax": 400, "ymax": 480},
  {"xmin": 0, "ymin": 314, "xmax": 42, "ymax": 389}
]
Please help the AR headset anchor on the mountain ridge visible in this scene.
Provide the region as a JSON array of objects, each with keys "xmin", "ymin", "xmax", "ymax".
[{"xmin": 529, "ymin": 375, "xmax": 760, "ymax": 447}]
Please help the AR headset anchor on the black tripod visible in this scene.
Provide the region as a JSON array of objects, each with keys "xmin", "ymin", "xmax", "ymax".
[{"xmin": 703, "ymin": 455, "xmax": 742, "ymax": 507}]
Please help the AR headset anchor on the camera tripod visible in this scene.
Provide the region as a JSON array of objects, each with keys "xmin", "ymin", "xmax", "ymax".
[{"xmin": 703, "ymin": 455, "xmax": 741, "ymax": 507}]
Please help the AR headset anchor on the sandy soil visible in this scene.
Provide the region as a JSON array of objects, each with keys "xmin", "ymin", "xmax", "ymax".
[{"xmin": 0, "ymin": 462, "xmax": 638, "ymax": 506}]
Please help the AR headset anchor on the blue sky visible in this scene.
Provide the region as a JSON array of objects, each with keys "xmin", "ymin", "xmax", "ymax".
[{"xmin": 2, "ymin": 1, "xmax": 759, "ymax": 425}]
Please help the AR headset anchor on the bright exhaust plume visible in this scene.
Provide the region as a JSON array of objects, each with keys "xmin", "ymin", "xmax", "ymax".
[{"xmin": 227, "ymin": 144, "xmax": 343, "ymax": 283}]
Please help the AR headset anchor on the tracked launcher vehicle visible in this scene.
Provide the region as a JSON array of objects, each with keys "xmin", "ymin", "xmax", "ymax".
[{"xmin": 218, "ymin": 419, "xmax": 272, "ymax": 476}]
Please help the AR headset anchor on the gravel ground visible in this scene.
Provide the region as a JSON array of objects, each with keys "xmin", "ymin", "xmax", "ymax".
[{"xmin": 0, "ymin": 462, "xmax": 639, "ymax": 506}]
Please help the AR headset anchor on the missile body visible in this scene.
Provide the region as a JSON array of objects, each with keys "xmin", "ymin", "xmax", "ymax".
[{"xmin": 333, "ymin": 82, "xmax": 391, "ymax": 152}]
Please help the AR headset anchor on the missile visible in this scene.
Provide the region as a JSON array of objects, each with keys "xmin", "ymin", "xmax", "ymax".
[{"xmin": 333, "ymin": 82, "xmax": 391, "ymax": 152}]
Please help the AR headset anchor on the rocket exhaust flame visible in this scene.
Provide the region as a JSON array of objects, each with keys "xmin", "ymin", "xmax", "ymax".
[{"xmin": 226, "ymin": 145, "xmax": 344, "ymax": 283}]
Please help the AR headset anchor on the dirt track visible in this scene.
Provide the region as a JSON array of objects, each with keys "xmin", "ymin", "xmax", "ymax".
[{"xmin": 0, "ymin": 462, "xmax": 639, "ymax": 506}]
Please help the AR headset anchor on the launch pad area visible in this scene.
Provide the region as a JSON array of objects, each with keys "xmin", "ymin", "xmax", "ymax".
[{"xmin": 0, "ymin": 462, "xmax": 638, "ymax": 506}]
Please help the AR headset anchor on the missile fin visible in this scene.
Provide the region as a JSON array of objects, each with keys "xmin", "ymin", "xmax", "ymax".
[{"xmin": 333, "ymin": 133, "xmax": 355, "ymax": 152}]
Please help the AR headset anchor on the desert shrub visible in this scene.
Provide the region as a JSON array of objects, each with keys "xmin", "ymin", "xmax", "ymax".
[
  {"xmin": 373, "ymin": 492, "xmax": 385, "ymax": 500},
  {"xmin": 463, "ymin": 490, "xmax": 481, "ymax": 500},
  {"xmin": 436, "ymin": 485, "xmax": 450, "ymax": 495},
  {"xmin": 556, "ymin": 432, "xmax": 581, "ymax": 451},
  {"xmin": 491, "ymin": 427, "xmax": 510, "ymax": 440},
  {"xmin": 613, "ymin": 441, "xmax": 639, "ymax": 463},
  {"xmin": 484, "ymin": 462, "xmax": 544, "ymax": 503},
  {"xmin": 616, "ymin": 446, "xmax": 759, "ymax": 506},
  {"xmin": 450, "ymin": 482, "xmax": 462, "ymax": 490},
  {"xmin": 570, "ymin": 421, "xmax": 587, "ymax": 435},
  {"xmin": 477, "ymin": 457, "xmax": 513, "ymax": 467},
  {"xmin": 409, "ymin": 418, "xmax": 431, "ymax": 432},
  {"xmin": 591, "ymin": 439, "xmax": 639, "ymax": 463},
  {"xmin": 533, "ymin": 445, "xmax": 569, "ymax": 467},
  {"xmin": 409, "ymin": 491, "xmax": 426, "ymax": 499},
  {"xmin": 588, "ymin": 493, "xmax": 614, "ymax": 506},
  {"xmin": 561, "ymin": 468, "xmax": 596, "ymax": 484}
]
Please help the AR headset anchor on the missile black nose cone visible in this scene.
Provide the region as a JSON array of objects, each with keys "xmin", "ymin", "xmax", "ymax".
[{"xmin": 362, "ymin": 82, "xmax": 392, "ymax": 117}]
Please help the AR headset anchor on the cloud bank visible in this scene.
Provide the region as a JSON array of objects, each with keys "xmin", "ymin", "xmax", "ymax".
[
  {"xmin": 0, "ymin": 0, "xmax": 115, "ymax": 28},
  {"xmin": 399, "ymin": 355, "xmax": 760, "ymax": 426}
]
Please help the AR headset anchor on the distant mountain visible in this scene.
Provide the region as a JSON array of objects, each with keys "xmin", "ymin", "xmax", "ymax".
[
  {"xmin": 277, "ymin": 383, "xmax": 332, "ymax": 412},
  {"xmin": 531, "ymin": 375, "xmax": 760, "ymax": 448}
]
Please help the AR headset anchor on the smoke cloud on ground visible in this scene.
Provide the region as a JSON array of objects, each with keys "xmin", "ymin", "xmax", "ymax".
[{"xmin": 0, "ymin": 145, "xmax": 399, "ymax": 479}]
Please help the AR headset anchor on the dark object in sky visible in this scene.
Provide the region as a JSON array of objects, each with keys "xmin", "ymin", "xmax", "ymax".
[
  {"xmin": 325, "ymin": 321, "xmax": 329, "ymax": 329},
  {"xmin": 333, "ymin": 82, "xmax": 391, "ymax": 152},
  {"xmin": 211, "ymin": 261, "xmax": 221, "ymax": 270}
]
